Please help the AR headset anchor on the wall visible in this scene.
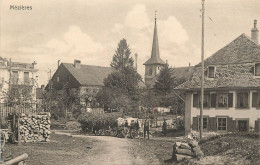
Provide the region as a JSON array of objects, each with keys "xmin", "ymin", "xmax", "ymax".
[{"xmin": 189, "ymin": 90, "xmax": 260, "ymax": 132}]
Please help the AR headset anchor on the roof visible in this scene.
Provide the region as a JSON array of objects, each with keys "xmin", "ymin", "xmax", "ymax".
[
  {"xmin": 144, "ymin": 21, "xmax": 165, "ymax": 65},
  {"xmin": 176, "ymin": 63, "xmax": 260, "ymax": 90},
  {"xmin": 148, "ymin": 66, "xmax": 195, "ymax": 87},
  {"xmin": 62, "ymin": 63, "xmax": 114, "ymax": 86},
  {"xmin": 176, "ymin": 33, "xmax": 260, "ymax": 90},
  {"xmin": 170, "ymin": 66, "xmax": 195, "ymax": 82},
  {"xmin": 197, "ymin": 33, "xmax": 260, "ymax": 66}
]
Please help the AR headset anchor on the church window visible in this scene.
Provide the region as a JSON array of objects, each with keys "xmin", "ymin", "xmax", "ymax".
[{"xmin": 149, "ymin": 68, "xmax": 153, "ymax": 75}]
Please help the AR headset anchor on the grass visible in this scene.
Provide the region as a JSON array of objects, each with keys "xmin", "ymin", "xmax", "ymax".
[{"xmin": 3, "ymin": 133, "xmax": 100, "ymax": 165}]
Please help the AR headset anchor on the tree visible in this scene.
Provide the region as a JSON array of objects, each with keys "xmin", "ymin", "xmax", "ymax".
[
  {"xmin": 154, "ymin": 63, "xmax": 174, "ymax": 94},
  {"xmin": 110, "ymin": 38, "xmax": 134, "ymax": 70},
  {"xmin": 96, "ymin": 39, "xmax": 142, "ymax": 115},
  {"xmin": 153, "ymin": 64, "xmax": 186, "ymax": 115}
]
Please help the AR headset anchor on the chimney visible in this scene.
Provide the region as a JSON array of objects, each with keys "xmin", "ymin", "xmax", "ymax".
[
  {"xmin": 251, "ymin": 20, "xmax": 259, "ymax": 44},
  {"xmin": 74, "ymin": 60, "xmax": 81, "ymax": 69}
]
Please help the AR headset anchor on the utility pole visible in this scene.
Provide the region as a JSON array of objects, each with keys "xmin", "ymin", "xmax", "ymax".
[{"xmin": 200, "ymin": 0, "xmax": 205, "ymax": 139}]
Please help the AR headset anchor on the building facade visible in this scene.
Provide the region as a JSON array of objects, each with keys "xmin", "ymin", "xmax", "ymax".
[
  {"xmin": 0, "ymin": 57, "xmax": 38, "ymax": 116},
  {"xmin": 177, "ymin": 20, "xmax": 260, "ymax": 134}
]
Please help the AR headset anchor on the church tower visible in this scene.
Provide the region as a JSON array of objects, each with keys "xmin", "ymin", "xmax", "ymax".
[{"xmin": 143, "ymin": 12, "xmax": 165, "ymax": 86}]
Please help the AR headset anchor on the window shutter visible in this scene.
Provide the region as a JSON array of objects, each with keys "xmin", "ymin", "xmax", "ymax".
[
  {"xmin": 252, "ymin": 92, "xmax": 257, "ymax": 107},
  {"xmin": 228, "ymin": 93, "xmax": 233, "ymax": 107},
  {"xmin": 210, "ymin": 93, "xmax": 216, "ymax": 108},
  {"xmin": 193, "ymin": 94, "xmax": 198, "ymax": 107},
  {"xmin": 192, "ymin": 117, "xmax": 198, "ymax": 130}
]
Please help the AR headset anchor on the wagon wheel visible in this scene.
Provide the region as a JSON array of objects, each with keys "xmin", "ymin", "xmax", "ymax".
[
  {"xmin": 110, "ymin": 129, "xmax": 117, "ymax": 137},
  {"xmin": 95, "ymin": 129, "xmax": 103, "ymax": 136},
  {"xmin": 1, "ymin": 131, "xmax": 6, "ymax": 150},
  {"xmin": 104, "ymin": 130, "xmax": 110, "ymax": 136}
]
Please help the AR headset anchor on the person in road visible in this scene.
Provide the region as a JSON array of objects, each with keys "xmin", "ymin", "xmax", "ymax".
[{"xmin": 162, "ymin": 119, "xmax": 167, "ymax": 136}]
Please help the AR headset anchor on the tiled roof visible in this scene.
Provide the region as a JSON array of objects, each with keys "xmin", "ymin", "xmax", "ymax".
[
  {"xmin": 176, "ymin": 63, "xmax": 260, "ymax": 90},
  {"xmin": 149, "ymin": 66, "xmax": 195, "ymax": 87},
  {"xmin": 197, "ymin": 33, "xmax": 260, "ymax": 66},
  {"xmin": 176, "ymin": 33, "xmax": 260, "ymax": 90},
  {"xmin": 62, "ymin": 63, "xmax": 115, "ymax": 86}
]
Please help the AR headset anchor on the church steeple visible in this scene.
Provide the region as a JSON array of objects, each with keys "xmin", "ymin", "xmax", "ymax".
[
  {"xmin": 143, "ymin": 11, "xmax": 165, "ymax": 86},
  {"xmin": 144, "ymin": 11, "xmax": 165, "ymax": 65}
]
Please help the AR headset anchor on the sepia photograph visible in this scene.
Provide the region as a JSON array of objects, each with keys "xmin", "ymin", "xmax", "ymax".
[{"xmin": 0, "ymin": 0, "xmax": 260, "ymax": 164}]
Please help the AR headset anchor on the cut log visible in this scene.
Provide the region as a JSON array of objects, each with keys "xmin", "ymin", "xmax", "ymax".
[
  {"xmin": 176, "ymin": 148, "xmax": 195, "ymax": 156},
  {"xmin": 175, "ymin": 154, "xmax": 193, "ymax": 161}
]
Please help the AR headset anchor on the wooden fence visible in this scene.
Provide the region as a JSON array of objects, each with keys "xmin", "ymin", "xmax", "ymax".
[{"xmin": 0, "ymin": 104, "xmax": 35, "ymax": 120}]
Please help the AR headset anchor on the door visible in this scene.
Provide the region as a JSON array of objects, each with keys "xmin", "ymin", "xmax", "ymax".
[{"xmin": 237, "ymin": 120, "xmax": 248, "ymax": 132}]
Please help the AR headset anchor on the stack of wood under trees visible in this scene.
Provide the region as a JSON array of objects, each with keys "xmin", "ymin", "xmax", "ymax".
[
  {"xmin": 19, "ymin": 113, "xmax": 51, "ymax": 142},
  {"xmin": 172, "ymin": 140, "xmax": 204, "ymax": 161}
]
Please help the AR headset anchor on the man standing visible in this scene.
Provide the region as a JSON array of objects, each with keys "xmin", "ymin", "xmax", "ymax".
[
  {"xmin": 162, "ymin": 119, "xmax": 167, "ymax": 136},
  {"xmin": 143, "ymin": 119, "xmax": 150, "ymax": 139}
]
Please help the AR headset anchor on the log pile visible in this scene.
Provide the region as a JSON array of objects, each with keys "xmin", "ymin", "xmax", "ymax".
[
  {"xmin": 172, "ymin": 140, "xmax": 204, "ymax": 161},
  {"xmin": 19, "ymin": 113, "xmax": 51, "ymax": 142}
]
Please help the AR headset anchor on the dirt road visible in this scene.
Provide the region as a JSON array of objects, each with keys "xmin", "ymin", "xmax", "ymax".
[{"xmin": 54, "ymin": 131, "xmax": 146, "ymax": 165}]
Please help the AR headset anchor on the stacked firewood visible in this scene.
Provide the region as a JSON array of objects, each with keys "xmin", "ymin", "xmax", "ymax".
[
  {"xmin": 172, "ymin": 141, "xmax": 204, "ymax": 161},
  {"xmin": 19, "ymin": 114, "xmax": 51, "ymax": 142}
]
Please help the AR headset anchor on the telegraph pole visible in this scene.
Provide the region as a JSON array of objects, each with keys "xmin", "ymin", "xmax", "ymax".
[{"xmin": 200, "ymin": 0, "xmax": 205, "ymax": 139}]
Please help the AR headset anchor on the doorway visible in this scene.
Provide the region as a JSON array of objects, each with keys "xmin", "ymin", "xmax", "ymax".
[{"xmin": 237, "ymin": 120, "xmax": 248, "ymax": 132}]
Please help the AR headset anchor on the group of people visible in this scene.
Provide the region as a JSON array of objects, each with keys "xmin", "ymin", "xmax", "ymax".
[{"xmin": 123, "ymin": 119, "xmax": 168, "ymax": 139}]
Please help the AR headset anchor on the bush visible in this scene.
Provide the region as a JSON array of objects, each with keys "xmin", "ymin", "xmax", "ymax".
[{"xmin": 78, "ymin": 112, "xmax": 122, "ymax": 133}]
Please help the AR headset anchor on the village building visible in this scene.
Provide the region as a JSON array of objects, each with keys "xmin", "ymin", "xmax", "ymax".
[
  {"xmin": 47, "ymin": 60, "xmax": 114, "ymax": 113},
  {"xmin": 176, "ymin": 20, "xmax": 260, "ymax": 134},
  {"xmin": 0, "ymin": 57, "xmax": 38, "ymax": 118}
]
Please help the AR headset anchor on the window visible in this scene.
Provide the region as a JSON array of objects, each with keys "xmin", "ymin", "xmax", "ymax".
[
  {"xmin": 208, "ymin": 66, "xmax": 215, "ymax": 78},
  {"xmin": 217, "ymin": 117, "xmax": 227, "ymax": 131},
  {"xmin": 24, "ymin": 72, "xmax": 29, "ymax": 85},
  {"xmin": 198, "ymin": 117, "xmax": 208, "ymax": 130},
  {"xmin": 149, "ymin": 68, "xmax": 153, "ymax": 76},
  {"xmin": 237, "ymin": 92, "xmax": 249, "ymax": 108},
  {"xmin": 252, "ymin": 92, "xmax": 260, "ymax": 108},
  {"xmin": 193, "ymin": 94, "xmax": 198, "ymax": 107},
  {"xmin": 57, "ymin": 77, "xmax": 59, "ymax": 82},
  {"xmin": 218, "ymin": 93, "xmax": 228, "ymax": 107},
  {"xmin": 255, "ymin": 63, "xmax": 260, "ymax": 76},
  {"xmin": 12, "ymin": 71, "xmax": 18, "ymax": 84}
]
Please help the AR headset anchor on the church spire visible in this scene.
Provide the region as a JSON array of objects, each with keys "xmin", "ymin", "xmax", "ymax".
[{"xmin": 143, "ymin": 11, "xmax": 165, "ymax": 65}]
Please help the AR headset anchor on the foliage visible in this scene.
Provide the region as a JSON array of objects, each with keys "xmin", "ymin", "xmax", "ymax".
[
  {"xmin": 78, "ymin": 112, "xmax": 122, "ymax": 133},
  {"xmin": 154, "ymin": 63, "xmax": 174, "ymax": 94},
  {"xmin": 96, "ymin": 38, "xmax": 142, "ymax": 115},
  {"xmin": 110, "ymin": 38, "xmax": 134, "ymax": 70}
]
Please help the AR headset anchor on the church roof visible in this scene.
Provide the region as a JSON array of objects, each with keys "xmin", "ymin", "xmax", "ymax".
[{"xmin": 144, "ymin": 20, "xmax": 165, "ymax": 65}]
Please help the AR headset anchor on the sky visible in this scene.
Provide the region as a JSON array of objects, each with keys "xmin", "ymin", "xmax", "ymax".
[{"xmin": 1, "ymin": 0, "xmax": 260, "ymax": 86}]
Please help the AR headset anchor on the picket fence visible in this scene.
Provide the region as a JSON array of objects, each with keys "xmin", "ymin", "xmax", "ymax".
[{"xmin": 0, "ymin": 104, "xmax": 35, "ymax": 120}]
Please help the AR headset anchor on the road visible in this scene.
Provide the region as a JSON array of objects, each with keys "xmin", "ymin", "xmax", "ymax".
[{"xmin": 54, "ymin": 131, "xmax": 145, "ymax": 165}]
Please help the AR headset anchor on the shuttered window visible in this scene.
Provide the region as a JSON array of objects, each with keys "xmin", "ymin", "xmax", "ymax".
[
  {"xmin": 237, "ymin": 92, "xmax": 249, "ymax": 108},
  {"xmin": 252, "ymin": 92, "xmax": 258, "ymax": 107},
  {"xmin": 217, "ymin": 117, "xmax": 227, "ymax": 131},
  {"xmin": 218, "ymin": 93, "xmax": 228, "ymax": 108}
]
